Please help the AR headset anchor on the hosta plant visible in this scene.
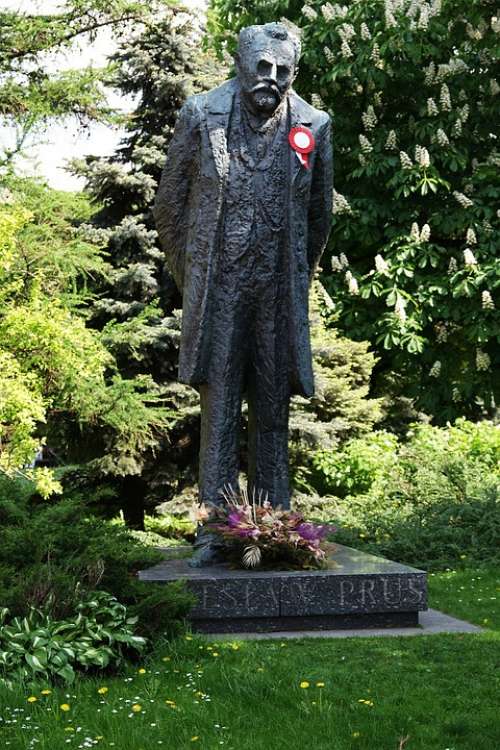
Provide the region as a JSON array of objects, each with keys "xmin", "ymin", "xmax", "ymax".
[
  {"xmin": 0, "ymin": 592, "xmax": 146, "ymax": 685},
  {"xmin": 199, "ymin": 487, "xmax": 336, "ymax": 570}
]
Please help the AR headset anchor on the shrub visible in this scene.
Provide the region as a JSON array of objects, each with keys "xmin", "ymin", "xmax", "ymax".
[
  {"xmin": 0, "ymin": 477, "xmax": 194, "ymax": 637},
  {"xmin": 208, "ymin": 0, "xmax": 500, "ymax": 421},
  {"xmin": 0, "ymin": 592, "xmax": 146, "ymax": 685},
  {"xmin": 299, "ymin": 420, "xmax": 500, "ymax": 569}
]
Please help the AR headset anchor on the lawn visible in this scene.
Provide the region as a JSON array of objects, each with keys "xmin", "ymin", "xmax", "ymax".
[{"xmin": 1, "ymin": 565, "xmax": 499, "ymax": 750}]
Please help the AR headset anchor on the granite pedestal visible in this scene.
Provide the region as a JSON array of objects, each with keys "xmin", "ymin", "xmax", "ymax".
[{"xmin": 138, "ymin": 544, "xmax": 428, "ymax": 634}]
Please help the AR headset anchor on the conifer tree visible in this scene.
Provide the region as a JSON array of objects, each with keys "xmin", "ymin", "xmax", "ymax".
[{"xmin": 71, "ymin": 9, "xmax": 225, "ymax": 527}]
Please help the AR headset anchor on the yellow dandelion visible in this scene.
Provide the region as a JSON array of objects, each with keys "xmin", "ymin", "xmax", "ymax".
[
  {"xmin": 97, "ymin": 687, "xmax": 109, "ymax": 695},
  {"xmin": 41, "ymin": 689, "xmax": 52, "ymax": 696},
  {"xmin": 299, "ymin": 681, "xmax": 310, "ymax": 689},
  {"xmin": 162, "ymin": 656, "xmax": 171, "ymax": 661},
  {"xmin": 27, "ymin": 696, "xmax": 37, "ymax": 703},
  {"xmin": 212, "ymin": 652, "xmax": 220, "ymax": 657},
  {"xmin": 231, "ymin": 644, "xmax": 240, "ymax": 651},
  {"xmin": 185, "ymin": 635, "xmax": 193, "ymax": 641},
  {"xmin": 60, "ymin": 704, "xmax": 71, "ymax": 712},
  {"xmin": 191, "ymin": 737, "xmax": 200, "ymax": 742},
  {"xmin": 316, "ymin": 682, "xmax": 325, "ymax": 688},
  {"xmin": 131, "ymin": 704, "xmax": 142, "ymax": 713},
  {"xmin": 352, "ymin": 731, "xmax": 361, "ymax": 738},
  {"xmin": 138, "ymin": 668, "xmax": 146, "ymax": 674},
  {"xmin": 165, "ymin": 700, "xmax": 176, "ymax": 707}
]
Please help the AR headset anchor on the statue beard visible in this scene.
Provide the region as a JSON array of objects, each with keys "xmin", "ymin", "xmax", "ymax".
[{"xmin": 245, "ymin": 82, "xmax": 283, "ymax": 115}]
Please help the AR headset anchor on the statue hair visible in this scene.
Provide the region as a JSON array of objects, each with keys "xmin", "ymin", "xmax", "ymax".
[{"xmin": 237, "ymin": 22, "xmax": 302, "ymax": 66}]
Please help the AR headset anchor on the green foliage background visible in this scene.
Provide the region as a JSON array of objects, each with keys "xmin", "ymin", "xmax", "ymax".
[{"xmin": 208, "ymin": 0, "xmax": 500, "ymax": 420}]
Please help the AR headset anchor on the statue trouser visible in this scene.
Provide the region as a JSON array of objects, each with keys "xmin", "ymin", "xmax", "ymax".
[{"xmin": 190, "ymin": 246, "xmax": 291, "ymax": 566}]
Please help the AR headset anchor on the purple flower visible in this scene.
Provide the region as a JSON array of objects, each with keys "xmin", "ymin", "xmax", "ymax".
[
  {"xmin": 235, "ymin": 528, "xmax": 260, "ymax": 539},
  {"xmin": 297, "ymin": 523, "xmax": 330, "ymax": 542},
  {"xmin": 227, "ymin": 511, "xmax": 244, "ymax": 528}
]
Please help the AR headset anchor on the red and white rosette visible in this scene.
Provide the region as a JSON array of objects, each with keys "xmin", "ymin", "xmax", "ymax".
[{"xmin": 288, "ymin": 126, "xmax": 315, "ymax": 169}]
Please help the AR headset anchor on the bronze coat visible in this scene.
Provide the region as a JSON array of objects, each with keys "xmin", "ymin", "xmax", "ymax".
[{"xmin": 153, "ymin": 78, "xmax": 333, "ymax": 397}]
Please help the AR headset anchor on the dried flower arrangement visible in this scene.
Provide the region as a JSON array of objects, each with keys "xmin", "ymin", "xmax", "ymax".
[{"xmin": 192, "ymin": 486, "xmax": 336, "ymax": 570}]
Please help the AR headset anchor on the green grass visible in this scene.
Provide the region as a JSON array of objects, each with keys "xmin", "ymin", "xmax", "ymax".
[{"xmin": 1, "ymin": 564, "xmax": 499, "ymax": 750}]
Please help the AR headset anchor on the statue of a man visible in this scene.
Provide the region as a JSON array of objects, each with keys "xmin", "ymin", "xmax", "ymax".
[{"xmin": 153, "ymin": 22, "xmax": 333, "ymax": 564}]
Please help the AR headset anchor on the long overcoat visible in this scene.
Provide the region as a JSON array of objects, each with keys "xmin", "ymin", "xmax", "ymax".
[{"xmin": 153, "ymin": 78, "xmax": 333, "ymax": 398}]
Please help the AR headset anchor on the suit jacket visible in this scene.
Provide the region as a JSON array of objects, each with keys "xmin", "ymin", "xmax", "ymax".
[{"xmin": 153, "ymin": 78, "xmax": 333, "ymax": 397}]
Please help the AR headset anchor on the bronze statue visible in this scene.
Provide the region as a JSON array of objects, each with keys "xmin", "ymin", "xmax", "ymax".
[{"xmin": 154, "ymin": 22, "xmax": 333, "ymax": 565}]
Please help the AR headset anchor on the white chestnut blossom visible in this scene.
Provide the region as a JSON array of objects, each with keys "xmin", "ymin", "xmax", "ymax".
[
  {"xmin": 481, "ymin": 290, "xmax": 495, "ymax": 309},
  {"xmin": 490, "ymin": 79, "xmax": 500, "ymax": 96},
  {"xmin": 492, "ymin": 16, "xmax": 500, "ymax": 33},
  {"xmin": 333, "ymin": 190, "xmax": 353, "ymax": 214},
  {"xmin": 375, "ymin": 254, "xmax": 389, "ymax": 273},
  {"xmin": 429, "ymin": 361, "xmax": 442, "ymax": 377},
  {"xmin": 452, "ymin": 119, "xmax": 462, "ymax": 137},
  {"xmin": 436, "ymin": 128, "xmax": 449, "ymax": 147},
  {"xmin": 476, "ymin": 350, "xmax": 491, "ymax": 371},
  {"xmin": 454, "ymin": 191, "xmax": 473, "ymax": 208},
  {"xmin": 466, "ymin": 23, "xmax": 483, "ymax": 41},
  {"xmin": 448, "ymin": 257, "xmax": 458, "ymax": 274},
  {"xmin": 360, "ymin": 22, "xmax": 371, "ymax": 40},
  {"xmin": 459, "ymin": 103, "xmax": 469, "ymax": 122},
  {"xmin": 394, "ymin": 296, "xmax": 407, "ymax": 322},
  {"xmin": 324, "ymin": 46, "xmax": 335, "ymax": 64},
  {"xmin": 420, "ymin": 223, "xmax": 431, "ymax": 242},
  {"xmin": 371, "ymin": 43, "xmax": 381, "ymax": 64},
  {"xmin": 418, "ymin": 5, "xmax": 429, "ymax": 30},
  {"xmin": 302, "ymin": 5, "xmax": 318, "ymax": 20},
  {"xmin": 345, "ymin": 270, "xmax": 359, "ymax": 295},
  {"xmin": 435, "ymin": 323, "xmax": 448, "ymax": 343},
  {"xmin": 440, "ymin": 83, "xmax": 452, "ymax": 111},
  {"xmin": 340, "ymin": 252, "xmax": 349, "ymax": 268},
  {"xmin": 359, "ymin": 134, "xmax": 373, "ymax": 153},
  {"xmin": 410, "ymin": 222, "xmax": 420, "ymax": 241},
  {"xmin": 424, "ymin": 61, "xmax": 436, "ymax": 85},
  {"xmin": 452, "ymin": 387, "xmax": 461, "ymax": 402},
  {"xmin": 341, "ymin": 39, "xmax": 353, "ymax": 58},
  {"xmin": 385, "ymin": 0, "xmax": 397, "ymax": 28},
  {"xmin": 385, "ymin": 130, "xmax": 397, "ymax": 150},
  {"xmin": 331, "ymin": 255, "xmax": 343, "ymax": 271},
  {"xmin": 362, "ymin": 105, "xmax": 378, "ymax": 130},
  {"xmin": 399, "ymin": 150, "xmax": 413, "ymax": 169},
  {"xmin": 321, "ymin": 3, "xmax": 336, "ymax": 21},
  {"xmin": 463, "ymin": 248, "xmax": 477, "ymax": 266},
  {"xmin": 415, "ymin": 145, "xmax": 430, "ymax": 168},
  {"xmin": 466, "ymin": 227, "xmax": 477, "ymax": 245},
  {"xmin": 311, "ymin": 93, "xmax": 325, "ymax": 108},
  {"xmin": 338, "ymin": 22, "xmax": 356, "ymax": 40},
  {"xmin": 427, "ymin": 98, "xmax": 439, "ymax": 116}
]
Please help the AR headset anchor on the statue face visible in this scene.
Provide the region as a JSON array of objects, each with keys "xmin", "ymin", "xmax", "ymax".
[{"xmin": 235, "ymin": 36, "xmax": 297, "ymax": 115}]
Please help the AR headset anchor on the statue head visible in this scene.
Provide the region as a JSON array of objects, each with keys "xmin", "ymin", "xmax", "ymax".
[{"xmin": 235, "ymin": 22, "xmax": 301, "ymax": 116}]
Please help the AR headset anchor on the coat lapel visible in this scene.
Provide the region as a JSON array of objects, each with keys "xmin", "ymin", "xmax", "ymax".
[
  {"xmin": 205, "ymin": 79, "xmax": 237, "ymax": 181},
  {"xmin": 288, "ymin": 90, "xmax": 314, "ymax": 186}
]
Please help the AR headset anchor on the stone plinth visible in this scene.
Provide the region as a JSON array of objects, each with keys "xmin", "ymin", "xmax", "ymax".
[{"xmin": 138, "ymin": 544, "xmax": 427, "ymax": 633}]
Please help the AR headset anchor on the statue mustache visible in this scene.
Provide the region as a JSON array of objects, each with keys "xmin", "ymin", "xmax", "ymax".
[{"xmin": 251, "ymin": 82, "xmax": 280, "ymax": 97}]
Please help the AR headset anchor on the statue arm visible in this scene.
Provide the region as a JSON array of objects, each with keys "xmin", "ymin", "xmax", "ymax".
[
  {"xmin": 307, "ymin": 116, "xmax": 333, "ymax": 280},
  {"xmin": 153, "ymin": 97, "xmax": 200, "ymax": 291}
]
